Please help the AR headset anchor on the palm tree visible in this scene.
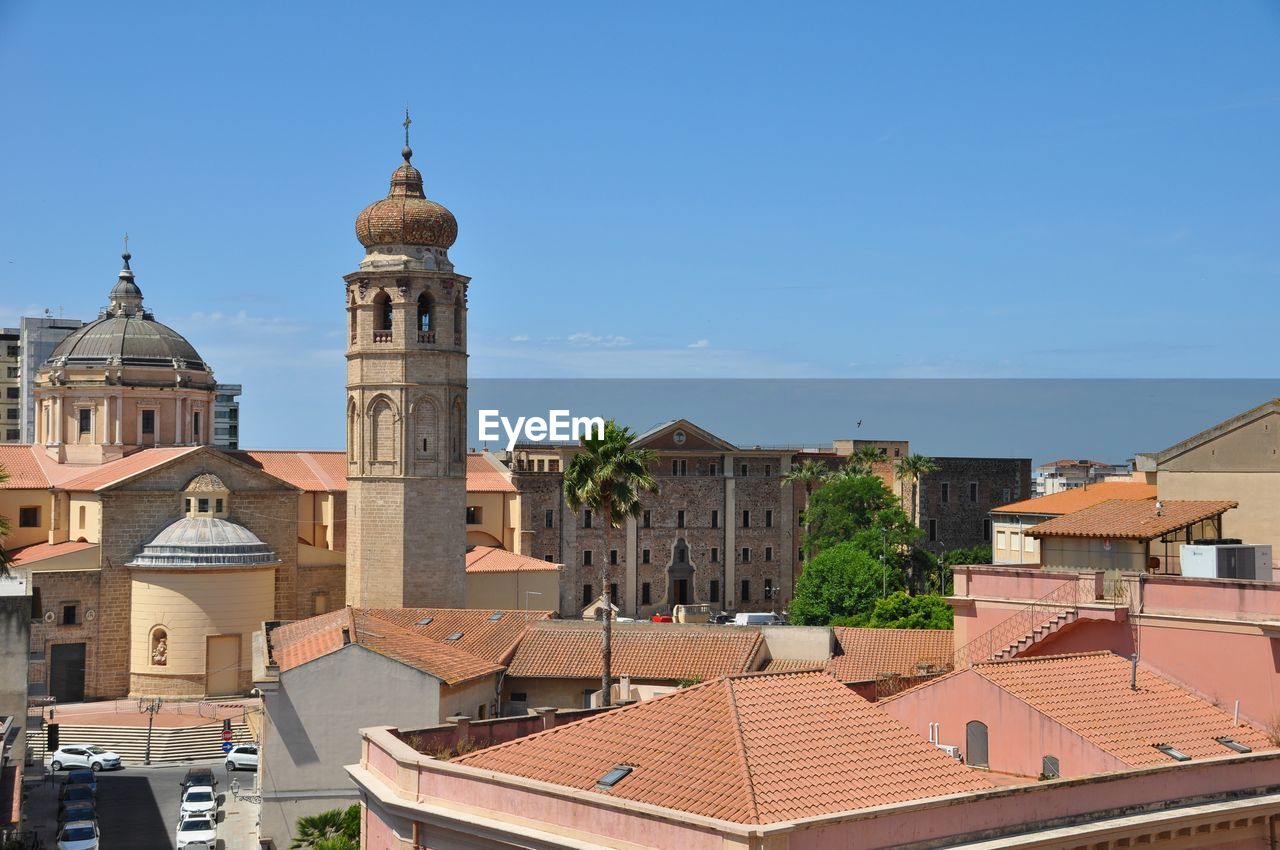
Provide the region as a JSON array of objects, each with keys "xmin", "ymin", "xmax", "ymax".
[
  {"xmin": 851, "ymin": 445, "xmax": 884, "ymax": 475},
  {"xmin": 894, "ymin": 453, "xmax": 939, "ymax": 528},
  {"xmin": 0, "ymin": 465, "xmax": 12, "ymax": 575},
  {"xmin": 563, "ymin": 420, "xmax": 658, "ymax": 707},
  {"xmin": 291, "ymin": 805, "xmax": 360, "ymax": 849},
  {"xmin": 782, "ymin": 459, "xmax": 829, "ymax": 563}
]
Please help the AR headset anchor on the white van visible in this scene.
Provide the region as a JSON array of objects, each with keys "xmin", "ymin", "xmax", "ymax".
[{"xmin": 732, "ymin": 612, "xmax": 785, "ymax": 626}]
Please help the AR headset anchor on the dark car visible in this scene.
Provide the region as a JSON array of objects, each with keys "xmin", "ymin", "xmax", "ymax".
[
  {"xmin": 57, "ymin": 784, "xmax": 95, "ymax": 817},
  {"xmin": 58, "ymin": 800, "xmax": 96, "ymax": 824},
  {"xmin": 180, "ymin": 767, "xmax": 217, "ymax": 789},
  {"xmin": 712, "ymin": 612, "xmax": 734, "ymax": 624}
]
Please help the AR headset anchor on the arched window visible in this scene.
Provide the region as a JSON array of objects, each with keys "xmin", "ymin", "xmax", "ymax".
[
  {"xmin": 452, "ymin": 399, "xmax": 464, "ymax": 462},
  {"xmin": 373, "ymin": 291, "xmax": 392, "ymax": 332},
  {"xmin": 370, "ymin": 398, "xmax": 397, "ymax": 462},
  {"xmin": 417, "ymin": 293, "xmax": 433, "ymax": 334},
  {"xmin": 150, "ymin": 627, "xmax": 169, "ymax": 667},
  {"xmin": 349, "ymin": 307, "xmax": 357, "ymax": 341},
  {"xmin": 414, "ymin": 398, "xmax": 436, "ymax": 460},
  {"xmin": 966, "ymin": 720, "xmax": 989, "ymax": 768},
  {"xmin": 346, "ymin": 399, "xmax": 358, "ymax": 461}
]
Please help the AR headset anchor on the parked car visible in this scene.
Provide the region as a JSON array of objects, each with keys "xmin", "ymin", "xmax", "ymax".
[
  {"xmin": 50, "ymin": 746, "xmax": 122, "ymax": 772},
  {"xmin": 225, "ymin": 744, "xmax": 258, "ymax": 771},
  {"xmin": 57, "ymin": 801, "xmax": 96, "ymax": 824},
  {"xmin": 66, "ymin": 769, "xmax": 96, "ymax": 792},
  {"xmin": 712, "ymin": 612, "xmax": 734, "ymax": 624},
  {"xmin": 175, "ymin": 815, "xmax": 217, "ymax": 850},
  {"xmin": 57, "ymin": 785, "xmax": 95, "ymax": 818},
  {"xmin": 56, "ymin": 819, "xmax": 99, "ymax": 850},
  {"xmin": 180, "ymin": 767, "xmax": 217, "ymax": 789},
  {"xmin": 732, "ymin": 612, "xmax": 785, "ymax": 626},
  {"xmin": 179, "ymin": 785, "xmax": 218, "ymax": 819}
]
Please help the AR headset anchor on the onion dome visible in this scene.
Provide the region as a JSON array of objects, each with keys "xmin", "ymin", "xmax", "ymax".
[
  {"xmin": 46, "ymin": 251, "xmax": 211, "ymax": 373},
  {"xmin": 354, "ymin": 131, "xmax": 458, "ymax": 249},
  {"xmin": 129, "ymin": 516, "xmax": 278, "ymax": 568}
]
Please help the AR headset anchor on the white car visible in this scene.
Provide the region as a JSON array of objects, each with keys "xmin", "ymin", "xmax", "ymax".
[
  {"xmin": 175, "ymin": 815, "xmax": 216, "ymax": 850},
  {"xmin": 732, "ymin": 612, "xmax": 786, "ymax": 626},
  {"xmin": 225, "ymin": 744, "xmax": 258, "ymax": 771},
  {"xmin": 50, "ymin": 746, "xmax": 122, "ymax": 772},
  {"xmin": 56, "ymin": 820, "xmax": 100, "ymax": 850},
  {"xmin": 179, "ymin": 785, "xmax": 218, "ymax": 819}
]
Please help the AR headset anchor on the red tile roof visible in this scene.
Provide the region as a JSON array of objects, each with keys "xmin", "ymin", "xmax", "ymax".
[
  {"xmin": 1028, "ymin": 499, "xmax": 1237, "ymax": 540},
  {"xmin": 8, "ymin": 540, "xmax": 97, "ymax": 567},
  {"xmin": 454, "ymin": 671, "xmax": 992, "ymax": 823},
  {"xmin": 826, "ymin": 628, "xmax": 954, "ymax": 683},
  {"xmin": 363, "ymin": 607, "xmax": 554, "ymax": 666},
  {"xmin": 0, "ymin": 445, "xmax": 48, "ymax": 489},
  {"xmin": 466, "ymin": 453, "xmax": 516, "ymax": 492},
  {"xmin": 992, "ymin": 482, "xmax": 1156, "ymax": 516},
  {"xmin": 967, "ymin": 652, "xmax": 1274, "ymax": 766},
  {"xmin": 56, "ymin": 447, "xmax": 201, "ymax": 492},
  {"xmin": 230, "ymin": 450, "xmax": 346, "ymax": 492},
  {"xmin": 465, "ymin": 546, "xmax": 561, "ymax": 573},
  {"xmin": 272, "ymin": 608, "xmax": 503, "ymax": 686},
  {"xmin": 507, "ymin": 621, "xmax": 764, "ymax": 681}
]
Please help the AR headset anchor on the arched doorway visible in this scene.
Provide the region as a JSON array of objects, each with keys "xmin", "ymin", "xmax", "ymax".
[{"xmin": 666, "ymin": 538, "xmax": 695, "ymax": 607}]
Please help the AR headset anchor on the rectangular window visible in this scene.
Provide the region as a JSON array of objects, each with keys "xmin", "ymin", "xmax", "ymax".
[
  {"xmin": 764, "ymin": 464, "xmax": 771, "ymax": 477},
  {"xmin": 642, "ymin": 510, "xmax": 651, "ymax": 528},
  {"xmin": 741, "ymin": 547, "xmax": 750, "ymax": 563},
  {"xmin": 641, "ymin": 583, "xmax": 651, "ymax": 605},
  {"xmin": 1025, "ymin": 535, "xmax": 1036, "ymax": 553},
  {"xmin": 740, "ymin": 463, "xmax": 748, "ymax": 477},
  {"xmin": 742, "ymin": 510, "xmax": 750, "ymax": 528},
  {"xmin": 711, "ymin": 509, "xmax": 719, "ymax": 528},
  {"xmin": 583, "ymin": 510, "xmax": 592, "ymax": 528},
  {"xmin": 969, "ymin": 481, "xmax": 978, "ymax": 502},
  {"xmin": 741, "ymin": 580, "xmax": 750, "ymax": 602},
  {"xmin": 583, "ymin": 550, "xmax": 593, "ymax": 566},
  {"xmin": 928, "ymin": 518, "xmax": 938, "ymax": 542},
  {"xmin": 610, "ymin": 549, "xmax": 618, "ymax": 565},
  {"xmin": 193, "ymin": 411, "xmax": 201, "ymax": 438},
  {"xmin": 709, "ymin": 462, "xmax": 718, "ymax": 476},
  {"xmin": 582, "ymin": 584, "xmax": 593, "ymax": 606},
  {"xmin": 78, "ymin": 408, "xmax": 91, "ymax": 435},
  {"xmin": 799, "ymin": 547, "xmax": 804, "ymax": 562},
  {"xmin": 996, "ymin": 530, "xmax": 1007, "ymax": 549},
  {"xmin": 466, "ymin": 506, "xmax": 482, "ymax": 525},
  {"xmin": 4, "ymin": 367, "xmax": 15, "ymax": 378},
  {"xmin": 765, "ymin": 546, "xmax": 773, "ymax": 561},
  {"xmin": 5, "ymin": 387, "xmax": 16, "ymax": 399},
  {"xmin": 544, "ymin": 554, "xmax": 554, "ymax": 562},
  {"xmin": 545, "ymin": 509, "xmax": 554, "ymax": 528},
  {"xmin": 642, "ymin": 548, "xmax": 650, "ymax": 564},
  {"xmin": 30, "ymin": 588, "xmax": 42, "ymax": 622},
  {"xmin": 61, "ymin": 604, "xmax": 77, "ymax": 626},
  {"xmin": 198, "ymin": 498, "xmax": 209, "ymax": 512},
  {"xmin": 609, "ymin": 583, "xmax": 618, "ymax": 604},
  {"xmin": 710, "ymin": 547, "xmax": 719, "ymax": 563},
  {"xmin": 982, "ymin": 518, "xmax": 991, "ymax": 542},
  {"xmin": 141, "ymin": 409, "xmax": 155, "ymax": 435},
  {"xmin": 765, "ymin": 510, "xmax": 773, "ymax": 528},
  {"xmin": 710, "ymin": 580, "xmax": 720, "ymax": 603},
  {"xmin": 677, "ymin": 510, "xmax": 685, "ymax": 528},
  {"xmin": 671, "ymin": 458, "xmax": 687, "ymax": 476},
  {"xmin": 764, "ymin": 578, "xmax": 774, "ymax": 599},
  {"xmin": 941, "ymin": 482, "xmax": 950, "ymax": 503},
  {"xmin": 536, "ymin": 459, "xmax": 545, "ymax": 472},
  {"xmin": 19, "ymin": 506, "xmax": 39, "ymax": 528},
  {"xmin": 1002, "ymin": 488, "xmax": 1011, "ymax": 503},
  {"xmin": 1010, "ymin": 532, "xmax": 1021, "ymax": 551}
]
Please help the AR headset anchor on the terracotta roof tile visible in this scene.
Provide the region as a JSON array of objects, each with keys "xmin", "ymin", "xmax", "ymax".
[
  {"xmin": 761, "ymin": 658, "xmax": 823, "ymax": 673},
  {"xmin": 992, "ymin": 482, "xmax": 1156, "ymax": 516},
  {"xmin": 826, "ymin": 628, "xmax": 954, "ymax": 683},
  {"xmin": 465, "ymin": 546, "xmax": 561, "ymax": 573},
  {"xmin": 0, "ymin": 445, "xmax": 49, "ymax": 489},
  {"xmin": 970, "ymin": 652, "xmax": 1274, "ymax": 766},
  {"xmin": 364, "ymin": 607, "xmax": 553, "ymax": 665},
  {"xmin": 454, "ymin": 671, "xmax": 991, "ymax": 823},
  {"xmin": 272, "ymin": 608, "xmax": 503, "ymax": 686},
  {"xmin": 8, "ymin": 540, "xmax": 97, "ymax": 566},
  {"xmin": 507, "ymin": 621, "xmax": 763, "ymax": 681},
  {"xmin": 1028, "ymin": 499, "xmax": 1237, "ymax": 540},
  {"xmin": 53, "ymin": 447, "xmax": 200, "ymax": 492},
  {"xmin": 230, "ymin": 450, "xmax": 346, "ymax": 491},
  {"xmin": 466, "ymin": 453, "xmax": 516, "ymax": 492}
]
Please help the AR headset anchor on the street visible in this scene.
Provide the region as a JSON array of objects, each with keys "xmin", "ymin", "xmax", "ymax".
[{"xmin": 25, "ymin": 758, "xmax": 260, "ymax": 850}]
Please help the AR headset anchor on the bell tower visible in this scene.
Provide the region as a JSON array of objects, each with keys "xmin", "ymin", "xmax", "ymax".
[{"xmin": 344, "ymin": 115, "xmax": 468, "ymax": 608}]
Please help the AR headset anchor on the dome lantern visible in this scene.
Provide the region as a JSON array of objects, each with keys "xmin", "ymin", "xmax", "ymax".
[{"xmin": 354, "ymin": 113, "xmax": 458, "ymax": 251}]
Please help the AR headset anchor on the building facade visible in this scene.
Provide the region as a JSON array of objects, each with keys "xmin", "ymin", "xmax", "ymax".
[
  {"xmin": 17, "ymin": 316, "xmax": 84, "ymax": 444},
  {"xmin": 0, "ymin": 328, "xmax": 18, "ymax": 443},
  {"xmin": 344, "ymin": 131, "xmax": 468, "ymax": 609},
  {"xmin": 212, "ymin": 383, "xmax": 241, "ymax": 450},
  {"xmin": 918, "ymin": 456, "xmax": 1031, "ymax": 554}
]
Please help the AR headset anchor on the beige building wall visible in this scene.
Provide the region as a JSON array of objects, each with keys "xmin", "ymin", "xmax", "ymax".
[
  {"xmin": 992, "ymin": 517, "xmax": 1039, "ymax": 564},
  {"xmin": 465, "ymin": 568, "xmax": 560, "ymax": 611},
  {"xmin": 465, "ymin": 491, "xmax": 515, "ymax": 549},
  {"xmin": 0, "ymin": 488, "xmax": 51, "ymax": 549},
  {"xmin": 68, "ymin": 493, "xmax": 101, "ymax": 543}
]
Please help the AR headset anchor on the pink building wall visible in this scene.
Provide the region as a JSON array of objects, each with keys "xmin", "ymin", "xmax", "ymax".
[{"xmin": 879, "ymin": 668, "xmax": 1128, "ymax": 778}]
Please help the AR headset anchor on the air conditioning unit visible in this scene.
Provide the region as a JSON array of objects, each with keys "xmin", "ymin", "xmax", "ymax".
[
  {"xmin": 936, "ymin": 744, "xmax": 961, "ymax": 760},
  {"xmin": 1180, "ymin": 544, "xmax": 1273, "ymax": 582}
]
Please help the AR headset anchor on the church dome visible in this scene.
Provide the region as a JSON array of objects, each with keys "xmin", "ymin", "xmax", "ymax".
[
  {"xmin": 46, "ymin": 252, "xmax": 211, "ymax": 373},
  {"xmin": 354, "ymin": 142, "xmax": 458, "ymax": 250},
  {"xmin": 130, "ymin": 516, "xmax": 277, "ymax": 568}
]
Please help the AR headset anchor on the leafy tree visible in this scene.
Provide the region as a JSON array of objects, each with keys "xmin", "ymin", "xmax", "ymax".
[
  {"xmin": 292, "ymin": 804, "xmax": 360, "ymax": 849},
  {"xmin": 563, "ymin": 420, "xmax": 658, "ymax": 706},
  {"xmin": 789, "ymin": 542, "xmax": 906, "ymax": 626},
  {"xmin": 893, "ymin": 453, "xmax": 938, "ymax": 527},
  {"xmin": 0, "ymin": 465, "xmax": 11, "ymax": 575},
  {"xmin": 803, "ymin": 474, "xmax": 918, "ymax": 555},
  {"xmin": 849, "ymin": 445, "xmax": 885, "ymax": 475},
  {"xmin": 781, "ymin": 458, "xmax": 829, "ymax": 564},
  {"xmin": 944, "ymin": 545, "xmax": 992, "ymax": 567},
  {"xmin": 865, "ymin": 591, "xmax": 953, "ymax": 629}
]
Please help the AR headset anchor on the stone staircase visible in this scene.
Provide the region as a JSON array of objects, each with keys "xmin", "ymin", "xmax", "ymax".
[
  {"xmin": 27, "ymin": 719, "xmax": 253, "ymax": 765},
  {"xmin": 988, "ymin": 608, "xmax": 1078, "ymax": 661}
]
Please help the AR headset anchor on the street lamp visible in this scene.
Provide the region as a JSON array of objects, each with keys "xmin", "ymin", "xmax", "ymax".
[
  {"xmin": 524, "ymin": 590, "xmax": 542, "ymax": 610},
  {"xmin": 881, "ymin": 527, "xmax": 888, "ymax": 598},
  {"xmin": 137, "ymin": 697, "xmax": 163, "ymax": 766}
]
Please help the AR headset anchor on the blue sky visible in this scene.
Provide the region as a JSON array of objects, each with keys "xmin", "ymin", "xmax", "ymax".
[{"xmin": 2, "ymin": 2, "xmax": 1278, "ymax": 451}]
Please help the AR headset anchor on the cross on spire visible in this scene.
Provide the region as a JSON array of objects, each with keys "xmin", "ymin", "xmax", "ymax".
[{"xmin": 402, "ymin": 108, "xmax": 414, "ymax": 163}]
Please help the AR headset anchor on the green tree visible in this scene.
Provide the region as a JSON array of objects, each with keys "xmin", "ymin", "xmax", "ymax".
[
  {"xmin": 893, "ymin": 453, "xmax": 938, "ymax": 527},
  {"xmin": 781, "ymin": 458, "xmax": 829, "ymax": 564},
  {"xmin": 292, "ymin": 804, "xmax": 360, "ymax": 849},
  {"xmin": 865, "ymin": 591, "xmax": 953, "ymax": 629},
  {"xmin": 0, "ymin": 465, "xmax": 11, "ymax": 575},
  {"xmin": 803, "ymin": 474, "xmax": 918, "ymax": 555},
  {"xmin": 789, "ymin": 542, "xmax": 906, "ymax": 626},
  {"xmin": 849, "ymin": 445, "xmax": 885, "ymax": 475},
  {"xmin": 944, "ymin": 545, "xmax": 992, "ymax": 567},
  {"xmin": 563, "ymin": 420, "xmax": 658, "ymax": 706}
]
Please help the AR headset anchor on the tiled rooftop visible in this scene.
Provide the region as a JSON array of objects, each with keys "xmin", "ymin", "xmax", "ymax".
[
  {"xmin": 992, "ymin": 482, "xmax": 1156, "ymax": 516},
  {"xmin": 465, "ymin": 546, "xmax": 561, "ymax": 573},
  {"xmin": 8, "ymin": 540, "xmax": 97, "ymax": 566},
  {"xmin": 454, "ymin": 671, "xmax": 992, "ymax": 823},
  {"xmin": 971, "ymin": 652, "xmax": 1272, "ymax": 766},
  {"xmin": 363, "ymin": 607, "xmax": 553, "ymax": 665},
  {"xmin": 465, "ymin": 453, "xmax": 516, "ymax": 492},
  {"xmin": 54, "ymin": 447, "xmax": 200, "ymax": 491},
  {"xmin": 826, "ymin": 627, "xmax": 954, "ymax": 683},
  {"xmin": 271, "ymin": 608, "xmax": 503, "ymax": 686},
  {"xmin": 0, "ymin": 445, "xmax": 48, "ymax": 489},
  {"xmin": 507, "ymin": 621, "xmax": 764, "ymax": 680},
  {"xmin": 1028, "ymin": 499, "xmax": 1237, "ymax": 540},
  {"xmin": 229, "ymin": 450, "xmax": 346, "ymax": 492}
]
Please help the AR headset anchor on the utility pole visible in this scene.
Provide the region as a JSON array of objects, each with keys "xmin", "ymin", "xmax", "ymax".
[
  {"xmin": 138, "ymin": 697, "xmax": 163, "ymax": 766},
  {"xmin": 881, "ymin": 527, "xmax": 888, "ymax": 598}
]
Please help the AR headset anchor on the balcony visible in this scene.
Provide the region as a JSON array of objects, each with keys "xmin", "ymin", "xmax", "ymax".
[
  {"xmin": 419, "ymin": 330, "xmax": 435, "ymax": 344},
  {"xmin": 372, "ymin": 330, "xmax": 393, "ymax": 343}
]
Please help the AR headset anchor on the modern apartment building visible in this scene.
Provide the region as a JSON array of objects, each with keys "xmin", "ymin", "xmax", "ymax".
[
  {"xmin": 0, "ymin": 328, "xmax": 18, "ymax": 442},
  {"xmin": 213, "ymin": 383, "xmax": 242, "ymax": 449},
  {"xmin": 17, "ymin": 315, "xmax": 84, "ymax": 443}
]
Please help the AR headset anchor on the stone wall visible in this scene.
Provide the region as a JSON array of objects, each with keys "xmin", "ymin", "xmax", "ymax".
[{"xmin": 918, "ymin": 457, "xmax": 1031, "ymax": 554}]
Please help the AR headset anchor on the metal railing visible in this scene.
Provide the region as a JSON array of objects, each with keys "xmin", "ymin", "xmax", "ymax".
[{"xmin": 953, "ymin": 575, "xmax": 1128, "ymax": 668}]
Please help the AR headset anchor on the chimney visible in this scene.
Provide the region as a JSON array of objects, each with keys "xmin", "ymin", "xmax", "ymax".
[
  {"xmin": 340, "ymin": 627, "xmax": 351, "ymax": 646},
  {"xmin": 1130, "ymin": 653, "xmax": 1138, "ymax": 691},
  {"xmin": 619, "ymin": 675, "xmax": 632, "ymax": 701},
  {"xmin": 535, "ymin": 706, "xmax": 558, "ymax": 731}
]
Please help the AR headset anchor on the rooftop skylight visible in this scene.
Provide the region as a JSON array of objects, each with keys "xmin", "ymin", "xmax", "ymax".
[
  {"xmin": 1216, "ymin": 737, "xmax": 1253, "ymax": 754},
  {"xmin": 1154, "ymin": 743, "xmax": 1191, "ymax": 762},
  {"xmin": 417, "ymin": 617, "xmax": 433, "ymax": 626},
  {"xmin": 445, "ymin": 632, "xmax": 464, "ymax": 641},
  {"xmin": 595, "ymin": 764, "xmax": 633, "ymax": 790}
]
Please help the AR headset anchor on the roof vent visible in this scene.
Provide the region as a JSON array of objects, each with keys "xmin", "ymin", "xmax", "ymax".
[
  {"xmin": 488, "ymin": 612, "xmax": 503, "ymax": 621},
  {"xmin": 1216, "ymin": 737, "xmax": 1252, "ymax": 754},
  {"xmin": 445, "ymin": 632, "xmax": 464, "ymax": 641},
  {"xmin": 417, "ymin": 617, "xmax": 433, "ymax": 626},
  {"xmin": 1154, "ymin": 743, "xmax": 1191, "ymax": 762},
  {"xmin": 595, "ymin": 764, "xmax": 633, "ymax": 790}
]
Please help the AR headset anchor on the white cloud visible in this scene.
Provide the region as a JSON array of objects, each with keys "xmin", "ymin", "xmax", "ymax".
[
  {"xmin": 510, "ymin": 335, "xmax": 530, "ymax": 342},
  {"xmin": 565, "ymin": 332, "xmax": 632, "ymax": 348},
  {"xmin": 688, "ymin": 339, "xmax": 710, "ymax": 349}
]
